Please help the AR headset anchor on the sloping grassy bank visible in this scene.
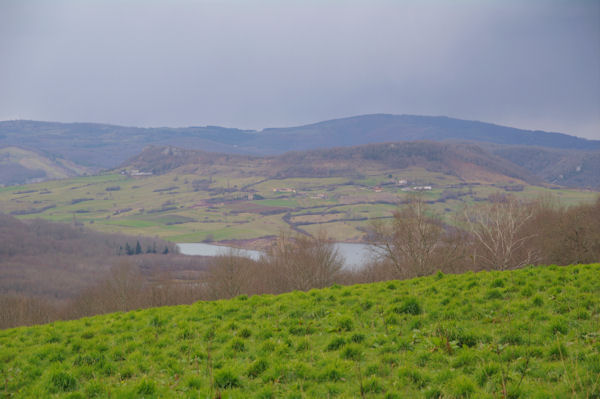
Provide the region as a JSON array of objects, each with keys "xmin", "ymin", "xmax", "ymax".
[{"xmin": 1, "ymin": 264, "xmax": 599, "ymax": 398}]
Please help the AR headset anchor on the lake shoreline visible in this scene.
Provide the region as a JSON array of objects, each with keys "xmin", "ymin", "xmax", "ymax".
[
  {"xmin": 214, "ymin": 236, "xmax": 369, "ymax": 252},
  {"xmin": 177, "ymin": 241, "xmax": 379, "ymax": 270}
]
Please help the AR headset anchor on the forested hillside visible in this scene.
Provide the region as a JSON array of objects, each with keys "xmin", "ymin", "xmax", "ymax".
[{"xmin": 0, "ymin": 215, "xmax": 211, "ymax": 328}]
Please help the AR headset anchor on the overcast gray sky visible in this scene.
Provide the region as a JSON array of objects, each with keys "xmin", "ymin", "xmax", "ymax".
[{"xmin": 1, "ymin": 0, "xmax": 599, "ymax": 139}]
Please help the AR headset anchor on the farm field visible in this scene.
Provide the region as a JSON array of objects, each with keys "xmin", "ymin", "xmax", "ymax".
[
  {"xmin": 1, "ymin": 264, "xmax": 598, "ymax": 398},
  {"xmin": 0, "ymin": 166, "xmax": 596, "ymax": 246}
]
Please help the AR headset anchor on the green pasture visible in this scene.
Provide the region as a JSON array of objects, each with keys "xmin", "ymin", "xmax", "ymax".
[
  {"xmin": 1, "ymin": 264, "xmax": 598, "ymax": 398},
  {"xmin": 0, "ymin": 168, "xmax": 597, "ymax": 245}
]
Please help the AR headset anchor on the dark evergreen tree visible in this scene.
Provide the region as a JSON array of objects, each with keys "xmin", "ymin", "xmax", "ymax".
[
  {"xmin": 135, "ymin": 241, "xmax": 142, "ymax": 255},
  {"xmin": 163, "ymin": 246, "xmax": 169, "ymax": 254},
  {"xmin": 125, "ymin": 243, "xmax": 134, "ymax": 255}
]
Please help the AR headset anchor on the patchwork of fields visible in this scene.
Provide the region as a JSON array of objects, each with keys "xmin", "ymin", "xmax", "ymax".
[
  {"xmin": 1, "ymin": 264, "xmax": 598, "ymax": 397},
  {"xmin": 0, "ymin": 168, "xmax": 596, "ymax": 245}
]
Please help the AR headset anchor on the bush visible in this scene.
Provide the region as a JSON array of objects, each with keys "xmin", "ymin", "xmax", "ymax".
[
  {"xmin": 230, "ymin": 338, "xmax": 246, "ymax": 352},
  {"xmin": 120, "ymin": 367, "xmax": 134, "ymax": 380},
  {"xmin": 320, "ymin": 365, "xmax": 343, "ymax": 382},
  {"xmin": 500, "ymin": 330, "xmax": 524, "ymax": 345},
  {"xmin": 215, "ymin": 369, "xmax": 241, "ymax": 389},
  {"xmin": 257, "ymin": 387, "xmax": 275, "ymax": 399},
  {"xmin": 548, "ymin": 343, "xmax": 568, "ymax": 360},
  {"xmin": 186, "ymin": 376, "xmax": 203, "ymax": 389},
  {"xmin": 399, "ymin": 367, "xmax": 429, "ymax": 388},
  {"xmin": 485, "ymin": 289, "xmax": 503, "ymax": 300},
  {"xmin": 351, "ymin": 333, "xmax": 365, "ymax": 343},
  {"xmin": 84, "ymin": 381, "xmax": 105, "ymax": 397},
  {"xmin": 48, "ymin": 370, "xmax": 77, "ymax": 393},
  {"xmin": 363, "ymin": 377, "xmax": 384, "ymax": 393},
  {"xmin": 436, "ymin": 323, "xmax": 479, "ymax": 348},
  {"xmin": 549, "ymin": 318, "xmax": 568, "ymax": 335},
  {"xmin": 247, "ymin": 359, "xmax": 268, "ymax": 378},
  {"xmin": 532, "ymin": 296, "xmax": 544, "ymax": 306},
  {"xmin": 136, "ymin": 379, "xmax": 156, "ymax": 395},
  {"xmin": 450, "ymin": 375, "xmax": 476, "ymax": 398},
  {"xmin": 395, "ymin": 297, "xmax": 422, "ymax": 315},
  {"xmin": 260, "ymin": 340, "xmax": 275, "ymax": 354},
  {"xmin": 341, "ymin": 344, "xmax": 363, "ymax": 361},
  {"xmin": 521, "ymin": 286, "xmax": 534, "ymax": 297},
  {"xmin": 326, "ymin": 337, "xmax": 346, "ymax": 351},
  {"xmin": 239, "ymin": 327, "xmax": 252, "ymax": 338},
  {"xmin": 425, "ymin": 388, "xmax": 443, "ymax": 399},
  {"xmin": 475, "ymin": 363, "xmax": 500, "ymax": 387},
  {"xmin": 289, "ymin": 325, "xmax": 314, "ymax": 336},
  {"xmin": 491, "ymin": 278, "xmax": 505, "ymax": 288},
  {"xmin": 296, "ymin": 339, "xmax": 310, "ymax": 352},
  {"xmin": 337, "ymin": 316, "xmax": 354, "ymax": 331}
]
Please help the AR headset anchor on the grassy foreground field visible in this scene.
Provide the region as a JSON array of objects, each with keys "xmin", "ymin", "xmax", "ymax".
[{"xmin": 1, "ymin": 264, "xmax": 599, "ymax": 398}]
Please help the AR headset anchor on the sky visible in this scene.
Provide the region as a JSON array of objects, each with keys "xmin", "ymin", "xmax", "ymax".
[{"xmin": 1, "ymin": 0, "xmax": 599, "ymax": 139}]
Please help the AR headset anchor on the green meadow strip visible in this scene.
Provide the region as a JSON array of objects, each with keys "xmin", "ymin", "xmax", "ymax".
[{"xmin": 1, "ymin": 264, "xmax": 599, "ymax": 398}]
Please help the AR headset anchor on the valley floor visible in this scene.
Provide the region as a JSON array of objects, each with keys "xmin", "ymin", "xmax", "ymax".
[{"xmin": 1, "ymin": 169, "xmax": 596, "ymax": 246}]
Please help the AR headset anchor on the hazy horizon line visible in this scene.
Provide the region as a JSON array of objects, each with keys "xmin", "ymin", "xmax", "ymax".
[{"xmin": 2, "ymin": 112, "xmax": 598, "ymax": 142}]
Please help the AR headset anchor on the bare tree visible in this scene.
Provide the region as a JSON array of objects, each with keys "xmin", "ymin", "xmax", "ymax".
[
  {"xmin": 463, "ymin": 196, "xmax": 538, "ymax": 270},
  {"xmin": 531, "ymin": 195, "xmax": 600, "ymax": 265},
  {"xmin": 68, "ymin": 259, "xmax": 146, "ymax": 317},
  {"xmin": 558, "ymin": 198, "xmax": 600, "ymax": 264},
  {"xmin": 369, "ymin": 195, "xmax": 462, "ymax": 277},
  {"xmin": 264, "ymin": 231, "xmax": 344, "ymax": 292},
  {"xmin": 205, "ymin": 250, "xmax": 253, "ymax": 299},
  {"xmin": 0, "ymin": 294, "xmax": 57, "ymax": 329}
]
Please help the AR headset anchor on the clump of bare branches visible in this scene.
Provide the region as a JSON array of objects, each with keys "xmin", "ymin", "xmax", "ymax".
[
  {"xmin": 205, "ymin": 250, "xmax": 255, "ymax": 299},
  {"xmin": 462, "ymin": 195, "xmax": 539, "ymax": 270},
  {"xmin": 262, "ymin": 231, "xmax": 344, "ymax": 292},
  {"xmin": 369, "ymin": 195, "xmax": 467, "ymax": 278}
]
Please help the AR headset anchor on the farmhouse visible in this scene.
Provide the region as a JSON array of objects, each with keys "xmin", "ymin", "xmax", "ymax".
[{"xmin": 273, "ymin": 187, "xmax": 296, "ymax": 193}]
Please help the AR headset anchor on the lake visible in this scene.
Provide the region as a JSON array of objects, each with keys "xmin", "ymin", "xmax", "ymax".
[{"xmin": 176, "ymin": 242, "xmax": 379, "ymax": 270}]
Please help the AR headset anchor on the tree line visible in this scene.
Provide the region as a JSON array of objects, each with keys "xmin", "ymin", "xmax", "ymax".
[
  {"xmin": 1, "ymin": 194, "xmax": 599, "ymax": 329},
  {"xmin": 367, "ymin": 193, "xmax": 599, "ymax": 279}
]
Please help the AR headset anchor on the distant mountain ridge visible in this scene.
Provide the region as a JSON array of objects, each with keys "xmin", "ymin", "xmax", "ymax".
[
  {"xmin": 1, "ymin": 114, "xmax": 599, "ymax": 188},
  {"xmin": 256, "ymin": 114, "xmax": 600, "ymax": 151},
  {"xmin": 122, "ymin": 141, "xmax": 541, "ymax": 187}
]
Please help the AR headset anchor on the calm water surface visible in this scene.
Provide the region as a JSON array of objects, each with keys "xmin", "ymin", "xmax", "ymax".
[{"xmin": 176, "ymin": 242, "xmax": 378, "ymax": 269}]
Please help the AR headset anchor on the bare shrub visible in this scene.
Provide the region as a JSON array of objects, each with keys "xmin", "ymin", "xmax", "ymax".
[
  {"xmin": 463, "ymin": 195, "xmax": 538, "ymax": 270},
  {"xmin": 529, "ymin": 195, "xmax": 600, "ymax": 265},
  {"xmin": 262, "ymin": 231, "xmax": 344, "ymax": 292},
  {"xmin": 69, "ymin": 260, "xmax": 146, "ymax": 317},
  {"xmin": 205, "ymin": 250, "xmax": 255, "ymax": 299},
  {"xmin": 0, "ymin": 294, "xmax": 58, "ymax": 329},
  {"xmin": 351, "ymin": 259, "xmax": 398, "ymax": 284},
  {"xmin": 369, "ymin": 195, "xmax": 466, "ymax": 278}
]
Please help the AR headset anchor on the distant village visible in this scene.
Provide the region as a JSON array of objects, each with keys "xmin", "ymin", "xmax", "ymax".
[
  {"xmin": 121, "ymin": 169, "xmax": 153, "ymax": 177},
  {"xmin": 270, "ymin": 178, "xmax": 433, "ymax": 201}
]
